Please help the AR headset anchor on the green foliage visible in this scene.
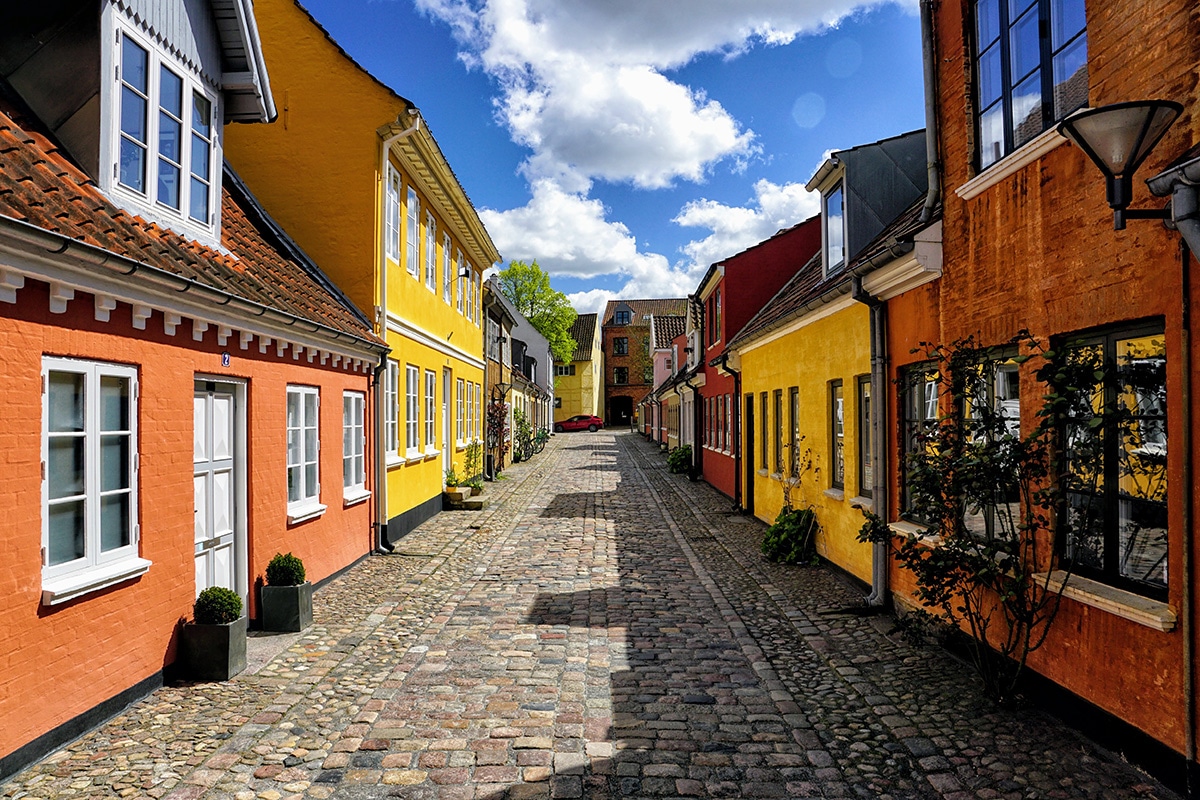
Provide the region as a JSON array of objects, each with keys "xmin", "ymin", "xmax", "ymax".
[
  {"xmin": 761, "ymin": 507, "xmax": 819, "ymax": 565},
  {"xmin": 666, "ymin": 444, "xmax": 691, "ymax": 474},
  {"xmin": 498, "ymin": 260, "xmax": 578, "ymax": 362},
  {"xmin": 512, "ymin": 409, "xmax": 533, "ymax": 462},
  {"xmin": 464, "ymin": 440, "xmax": 484, "ymax": 490},
  {"xmin": 265, "ymin": 552, "xmax": 306, "ymax": 586},
  {"xmin": 856, "ymin": 331, "xmax": 1093, "ymax": 706},
  {"xmin": 193, "ymin": 586, "xmax": 242, "ymax": 625},
  {"xmin": 444, "ymin": 467, "xmax": 459, "ymax": 487}
]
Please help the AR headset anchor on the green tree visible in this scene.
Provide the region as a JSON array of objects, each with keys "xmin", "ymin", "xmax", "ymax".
[{"xmin": 498, "ymin": 260, "xmax": 577, "ymax": 362}]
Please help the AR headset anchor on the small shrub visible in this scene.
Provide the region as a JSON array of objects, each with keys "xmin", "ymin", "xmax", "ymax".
[
  {"xmin": 194, "ymin": 586, "xmax": 242, "ymax": 625},
  {"xmin": 464, "ymin": 440, "xmax": 483, "ymax": 487},
  {"xmin": 761, "ymin": 507, "xmax": 819, "ymax": 565},
  {"xmin": 666, "ymin": 445, "xmax": 691, "ymax": 474},
  {"xmin": 265, "ymin": 552, "xmax": 306, "ymax": 586},
  {"xmin": 444, "ymin": 467, "xmax": 459, "ymax": 487}
]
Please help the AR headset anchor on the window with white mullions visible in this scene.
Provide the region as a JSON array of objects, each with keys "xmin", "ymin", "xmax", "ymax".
[
  {"xmin": 406, "ymin": 365, "xmax": 420, "ymax": 455},
  {"xmin": 406, "ymin": 188, "xmax": 420, "ymax": 277},
  {"xmin": 118, "ymin": 35, "xmax": 149, "ymax": 194},
  {"xmin": 830, "ymin": 381, "xmax": 844, "ymax": 490},
  {"xmin": 385, "ymin": 361, "xmax": 399, "ymax": 455},
  {"xmin": 426, "ymin": 212, "xmax": 437, "ymax": 291},
  {"xmin": 425, "ymin": 370, "xmax": 437, "ymax": 450},
  {"xmin": 1059, "ymin": 326, "xmax": 1167, "ymax": 598},
  {"xmin": 189, "ymin": 91, "xmax": 213, "ymax": 223},
  {"xmin": 386, "ymin": 169, "xmax": 401, "ymax": 263},
  {"xmin": 974, "ymin": 0, "xmax": 1087, "ymax": 169},
  {"xmin": 286, "ymin": 386, "xmax": 320, "ymax": 506},
  {"xmin": 342, "ymin": 392, "xmax": 365, "ymax": 493},
  {"xmin": 43, "ymin": 359, "xmax": 138, "ymax": 581}
]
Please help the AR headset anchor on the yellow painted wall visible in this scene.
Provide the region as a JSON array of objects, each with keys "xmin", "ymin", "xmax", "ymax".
[
  {"xmin": 224, "ymin": 0, "xmax": 493, "ymax": 523},
  {"xmin": 555, "ymin": 357, "xmax": 599, "ymax": 420},
  {"xmin": 738, "ymin": 299, "xmax": 873, "ymax": 583}
]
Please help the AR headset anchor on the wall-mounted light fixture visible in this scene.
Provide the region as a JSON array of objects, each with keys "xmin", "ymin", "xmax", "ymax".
[
  {"xmin": 1057, "ymin": 100, "xmax": 1182, "ymax": 229},
  {"xmin": 491, "ymin": 382, "xmax": 511, "ymax": 402}
]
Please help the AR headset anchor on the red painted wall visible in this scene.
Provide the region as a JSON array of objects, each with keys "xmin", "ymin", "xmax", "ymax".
[{"xmin": 0, "ymin": 282, "xmax": 375, "ymax": 763}]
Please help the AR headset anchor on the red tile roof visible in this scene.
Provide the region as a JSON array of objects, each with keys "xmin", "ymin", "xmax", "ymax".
[
  {"xmin": 602, "ymin": 298, "xmax": 688, "ymax": 326},
  {"xmin": 0, "ymin": 88, "xmax": 378, "ymax": 346},
  {"xmin": 567, "ymin": 313, "xmax": 597, "ymax": 362},
  {"xmin": 651, "ymin": 315, "xmax": 685, "ymax": 349}
]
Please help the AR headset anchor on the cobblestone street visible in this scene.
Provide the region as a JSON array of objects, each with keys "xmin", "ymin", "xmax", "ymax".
[{"xmin": 2, "ymin": 431, "xmax": 1178, "ymax": 800}]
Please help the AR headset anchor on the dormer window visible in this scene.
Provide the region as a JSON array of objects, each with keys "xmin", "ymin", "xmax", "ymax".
[
  {"xmin": 824, "ymin": 182, "xmax": 846, "ymax": 274},
  {"xmin": 615, "ymin": 309, "xmax": 631, "ymax": 325},
  {"xmin": 109, "ymin": 24, "xmax": 220, "ymax": 243}
]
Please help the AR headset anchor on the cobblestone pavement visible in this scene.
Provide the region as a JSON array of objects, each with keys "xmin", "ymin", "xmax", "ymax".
[{"xmin": 2, "ymin": 431, "xmax": 1178, "ymax": 800}]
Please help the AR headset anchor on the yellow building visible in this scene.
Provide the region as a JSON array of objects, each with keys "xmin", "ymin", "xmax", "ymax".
[
  {"xmin": 224, "ymin": 0, "xmax": 499, "ymax": 542},
  {"xmin": 554, "ymin": 313, "xmax": 602, "ymax": 422}
]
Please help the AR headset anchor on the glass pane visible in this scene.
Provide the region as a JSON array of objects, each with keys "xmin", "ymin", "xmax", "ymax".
[
  {"xmin": 825, "ymin": 186, "xmax": 844, "ymax": 268},
  {"xmin": 287, "ymin": 464, "xmax": 300, "ymax": 502},
  {"xmin": 1011, "ymin": 70, "xmax": 1043, "ymax": 149},
  {"xmin": 1119, "ymin": 494, "xmax": 1167, "ymax": 588},
  {"xmin": 191, "ymin": 132, "xmax": 210, "ymax": 177},
  {"xmin": 158, "ymin": 161, "xmax": 180, "ymax": 208},
  {"xmin": 979, "ymin": 101, "xmax": 1005, "ymax": 168},
  {"xmin": 1052, "ymin": 33, "xmax": 1088, "ymax": 120},
  {"xmin": 189, "ymin": 176, "xmax": 209, "ymax": 223},
  {"xmin": 344, "ymin": 456, "xmax": 352, "ymax": 487},
  {"xmin": 100, "ymin": 434, "xmax": 129, "ymax": 491},
  {"xmin": 48, "ymin": 500, "xmax": 85, "ymax": 565},
  {"xmin": 1009, "ymin": 7, "xmax": 1041, "ymax": 83},
  {"xmin": 119, "ymin": 138, "xmax": 146, "ymax": 192},
  {"xmin": 287, "ymin": 393, "xmax": 300, "ymax": 428},
  {"xmin": 100, "ymin": 375, "xmax": 129, "ymax": 431},
  {"xmin": 305, "ymin": 464, "xmax": 317, "ymax": 496},
  {"xmin": 287, "ymin": 428, "xmax": 300, "ymax": 466},
  {"xmin": 100, "ymin": 493, "xmax": 130, "ymax": 551},
  {"xmin": 305, "ymin": 428, "xmax": 317, "ymax": 458},
  {"xmin": 304, "ymin": 393, "xmax": 318, "ymax": 427},
  {"xmin": 1051, "ymin": 0, "xmax": 1087, "ymax": 49},
  {"xmin": 976, "ymin": 0, "xmax": 1000, "ymax": 47},
  {"xmin": 120, "ymin": 86, "xmax": 147, "ymax": 141},
  {"xmin": 191, "ymin": 92, "xmax": 211, "ymax": 137},
  {"xmin": 343, "ymin": 421, "xmax": 352, "ymax": 453},
  {"xmin": 1007, "ymin": 0, "xmax": 1036, "ymax": 19},
  {"xmin": 159, "ymin": 111, "xmax": 181, "ymax": 163},
  {"xmin": 160, "ymin": 66, "xmax": 182, "ymax": 117},
  {"xmin": 978, "ymin": 43, "xmax": 1003, "ymax": 109},
  {"xmin": 1066, "ymin": 489, "xmax": 1105, "ymax": 570},
  {"xmin": 48, "ymin": 372, "xmax": 84, "ymax": 432},
  {"xmin": 121, "ymin": 36, "xmax": 147, "ymax": 92},
  {"xmin": 48, "ymin": 437, "xmax": 85, "ymax": 498}
]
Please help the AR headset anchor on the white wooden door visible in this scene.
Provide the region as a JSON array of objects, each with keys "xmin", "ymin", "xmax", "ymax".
[{"xmin": 194, "ymin": 385, "xmax": 237, "ymax": 597}]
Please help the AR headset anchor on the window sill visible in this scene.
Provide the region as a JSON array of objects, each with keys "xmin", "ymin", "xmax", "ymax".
[
  {"xmin": 424, "ymin": 449, "xmax": 441, "ymax": 460},
  {"xmin": 1037, "ymin": 570, "xmax": 1177, "ymax": 632},
  {"xmin": 849, "ymin": 496, "xmax": 873, "ymax": 512},
  {"xmin": 756, "ymin": 469, "xmax": 769, "ymax": 477},
  {"xmin": 954, "ymin": 124, "xmax": 1073, "ymax": 201},
  {"xmin": 405, "ymin": 450, "xmax": 424, "ymax": 465},
  {"xmin": 42, "ymin": 557, "xmax": 152, "ymax": 606},
  {"xmin": 769, "ymin": 472, "xmax": 782, "ymax": 481},
  {"xmin": 385, "ymin": 454, "xmax": 405, "ymax": 470},
  {"xmin": 888, "ymin": 519, "xmax": 940, "ymax": 544},
  {"xmin": 456, "ymin": 444, "xmax": 466, "ymax": 452},
  {"xmin": 287, "ymin": 502, "xmax": 327, "ymax": 525},
  {"xmin": 343, "ymin": 487, "xmax": 371, "ymax": 507},
  {"xmin": 824, "ymin": 488, "xmax": 845, "ymax": 502}
]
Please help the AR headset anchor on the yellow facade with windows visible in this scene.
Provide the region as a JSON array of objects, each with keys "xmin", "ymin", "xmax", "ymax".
[
  {"xmin": 555, "ymin": 357, "xmax": 602, "ymax": 421},
  {"xmin": 224, "ymin": 0, "xmax": 498, "ymax": 540},
  {"xmin": 734, "ymin": 297, "xmax": 873, "ymax": 583}
]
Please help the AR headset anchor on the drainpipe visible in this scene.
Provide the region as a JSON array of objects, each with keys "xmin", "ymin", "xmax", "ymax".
[
  {"xmin": 918, "ymin": 0, "xmax": 940, "ymax": 225},
  {"xmin": 370, "ymin": 358, "xmax": 393, "ymax": 553},
  {"xmin": 852, "ymin": 277, "xmax": 889, "ymax": 608},
  {"xmin": 374, "ymin": 110, "xmax": 422, "ymax": 553}
]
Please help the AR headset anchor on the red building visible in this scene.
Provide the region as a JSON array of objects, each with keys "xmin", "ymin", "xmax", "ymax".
[
  {"xmin": 601, "ymin": 298, "xmax": 687, "ymax": 427},
  {"xmin": 695, "ymin": 216, "xmax": 821, "ymax": 501},
  {"xmin": 876, "ymin": 0, "xmax": 1200, "ymax": 784},
  {"xmin": 0, "ymin": 3, "xmax": 385, "ymax": 779}
]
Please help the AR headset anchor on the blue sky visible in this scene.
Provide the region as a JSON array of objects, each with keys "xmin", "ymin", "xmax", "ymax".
[{"xmin": 299, "ymin": 0, "xmax": 925, "ymax": 312}]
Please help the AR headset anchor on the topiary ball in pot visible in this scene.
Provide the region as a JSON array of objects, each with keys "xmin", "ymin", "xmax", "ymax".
[
  {"xmin": 265, "ymin": 552, "xmax": 306, "ymax": 586},
  {"xmin": 194, "ymin": 586, "xmax": 242, "ymax": 625}
]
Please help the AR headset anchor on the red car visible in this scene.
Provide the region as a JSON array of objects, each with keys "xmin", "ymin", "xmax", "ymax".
[{"xmin": 555, "ymin": 414, "xmax": 604, "ymax": 433}]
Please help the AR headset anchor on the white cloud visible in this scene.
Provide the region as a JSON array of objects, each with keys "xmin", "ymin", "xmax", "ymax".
[{"xmin": 675, "ymin": 179, "xmax": 820, "ymax": 269}]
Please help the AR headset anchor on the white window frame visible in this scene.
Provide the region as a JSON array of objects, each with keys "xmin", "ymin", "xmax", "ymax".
[
  {"xmin": 425, "ymin": 211, "xmax": 437, "ymax": 291},
  {"xmin": 385, "ymin": 360, "xmax": 399, "ymax": 459},
  {"xmin": 41, "ymin": 358, "xmax": 148, "ymax": 605},
  {"xmin": 465, "ymin": 264, "xmax": 474, "ymax": 322},
  {"xmin": 456, "ymin": 250, "xmax": 465, "ymax": 313},
  {"xmin": 424, "ymin": 369, "xmax": 437, "ymax": 452},
  {"xmin": 823, "ymin": 181, "xmax": 846, "ymax": 276},
  {"xmin": 456, "ymin": 378, "xmax": 465, "ymax": 445},
  {"xmin": 343, "ymin": 391, "xmax": 369, "ymax": 504},
  {"xmin": 107, "ymin": 22, "xmax": 220, "ymax": 244},
  {"xmin": 443, "ymin": 233, "xmax": 452, "ymax": 303},
  {"xmin": 475, "ymin": 383, "xmax": 483, "ymax": 440},
  {"xmin": 406, "ymin": 187, "xmax": 420, "ymax": 277},
  {"xmin": 466, "ymin": 379, "xmax": 474, "ymax": 444},
  {"xmin": 405, "ymin": 364, "xmax": 421, "ymax": 457},
  {"xmin": 286, "ymin": 385, "xmax": 323, "ymax": 516},
  {"xmin": 386, "ymin": 167, "xmax": 401, "ymax": 263}
]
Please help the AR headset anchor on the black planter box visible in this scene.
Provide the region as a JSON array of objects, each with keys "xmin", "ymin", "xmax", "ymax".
[
  {"xmin": 260, "ymin": 582, "xmax": 313, "ymax": 632},
  {"xmin": 180, "ymin": 615, "xmax": 247, "ymax": 681}
]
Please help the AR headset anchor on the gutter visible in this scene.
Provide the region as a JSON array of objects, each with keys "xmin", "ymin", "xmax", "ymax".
[
  {"xmin": 374, "ymin": 110, "xmax": 422, "ymax": 554},
  {"xmin": 918, "ymin": 0, "xmax": 941, "ymax": 224}
]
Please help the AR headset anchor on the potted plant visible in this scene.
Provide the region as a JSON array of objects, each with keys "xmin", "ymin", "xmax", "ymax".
[
  {"xmin": 261, "ymin": 552, "xmax": 313, "ymax": 632},
  {"xmin": 444, "ymin": 467, "xmax": 469, "ymax": 502},
  {"xmin": 181, "ymin": 586, "xmax": 247, "ymax": 681}
]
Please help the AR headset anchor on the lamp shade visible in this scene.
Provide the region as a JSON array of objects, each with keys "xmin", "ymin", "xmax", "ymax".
[{"xmin": 1058, "ymin": 100, "xmax": 1182, "ymax": 211}]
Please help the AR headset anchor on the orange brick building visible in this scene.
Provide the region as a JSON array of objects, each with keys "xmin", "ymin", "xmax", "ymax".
[
  {"xmin": 0, "ymin": 2, "xmax": 385, "ymax": 779},
  {"xmin": 880, "ymin": 0, "xmax": 1200, "ymax": 783}
]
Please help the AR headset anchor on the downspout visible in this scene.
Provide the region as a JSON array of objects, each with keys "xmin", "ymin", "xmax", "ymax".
[
  {"xmin": 918, "ymin": 0, "xmax": 940, "ymax": 225},
  {"xmin": 852, "ymin": 277, "xmax": 889, "ymax": 607},
  {"xmin": 374, "ymin": 110, "xmax": 422, "ymax": 553}
]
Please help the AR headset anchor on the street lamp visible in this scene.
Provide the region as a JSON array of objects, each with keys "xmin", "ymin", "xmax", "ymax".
[{"xmin": 1057, "ymin": 100, "xmax": 1182, "ymax": 229}]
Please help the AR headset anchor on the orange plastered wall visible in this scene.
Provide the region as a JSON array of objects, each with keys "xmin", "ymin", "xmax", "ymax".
[{"xmin": 0, "ymin": 283, "xmax": 372, "ymax": 761}]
